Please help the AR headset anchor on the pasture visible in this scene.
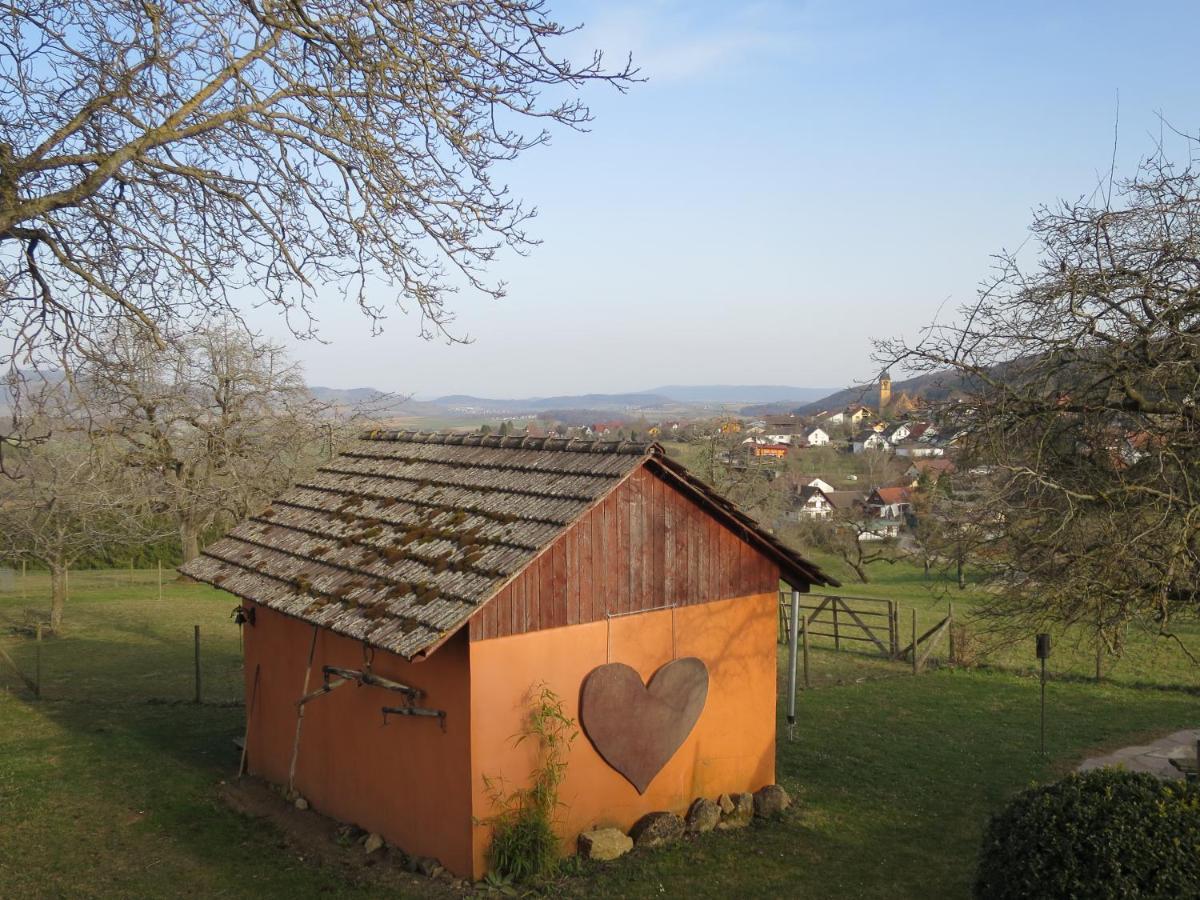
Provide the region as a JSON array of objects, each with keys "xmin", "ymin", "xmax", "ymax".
[{"xmin": 1, "ymin": 565, "xmax": 1196, "ymax": 898}]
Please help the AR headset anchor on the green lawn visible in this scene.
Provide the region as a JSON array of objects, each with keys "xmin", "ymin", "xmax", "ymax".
[{"xmin": 1, "ymin": 568, "xmax": 1197, "ymax": 898}]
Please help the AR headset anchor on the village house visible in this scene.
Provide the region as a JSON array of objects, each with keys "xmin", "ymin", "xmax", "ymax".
[
  {"xmin": 762, "ymin": 414, "xmax": 801, "ymax": 435},
  {"xmin": 181, "ymin": 432, "xmax": 834, "ymax": 880},
  {"xmin": 823, "ymin": 490, "xmax": 867, "ymax": 517},
  {"xmin": 866, "ymin": 486, "xmax": 914, "ymax": 521},
  {"xmin": 893, "ymin": 442, "xmax": 945, "ymax": 459},
  {"xmin": 852, "ymin": 431, "xmax": 891, "ymax": 454},
  {"xmin": 905, "ymin": 458, "xmax": 956, "ymax": 484},
  {"xmin": 788, "ymin": 476, "xmax": 838, "ymax": 520},
  {"xmin": 752, "ymin": 442, "xmax": 790, "ymax": 459},
  {"xmin": 803, "ymin": 426, "xmax": 830, "ymax": 446}
]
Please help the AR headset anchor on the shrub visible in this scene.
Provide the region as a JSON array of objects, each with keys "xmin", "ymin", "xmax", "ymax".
[
  {"xmin": 975, "ymin": 768, "xmax": 1200, "ymax": 899},
  {"xmin": 483, "ymin": 684, "xmax": 578, "ymax": 884}
]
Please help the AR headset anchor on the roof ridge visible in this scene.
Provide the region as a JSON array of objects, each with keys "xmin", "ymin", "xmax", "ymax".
[{"xmin": 358, "ymin": 429, "xmax": 656, "ymax": 455}]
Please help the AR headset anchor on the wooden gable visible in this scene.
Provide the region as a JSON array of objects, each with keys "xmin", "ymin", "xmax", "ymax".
[{"xmin": 469, "ymin": 465, "xmax": 781, "ymax": 641}]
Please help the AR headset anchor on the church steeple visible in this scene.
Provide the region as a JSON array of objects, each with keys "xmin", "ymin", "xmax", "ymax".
[{"xmin": 879, "ymin": 369, "xmax": 892, "ymax": 411}]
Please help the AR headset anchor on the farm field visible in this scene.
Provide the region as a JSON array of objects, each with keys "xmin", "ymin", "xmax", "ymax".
[{"xmin": 1, "ymin": 567, "xmax": 1197, "ymax": 898}]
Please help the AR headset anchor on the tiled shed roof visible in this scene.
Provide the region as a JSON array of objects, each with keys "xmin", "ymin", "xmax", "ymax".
[{"xmin": 182, "ymin": 431, "xmax": 833, "ymax": 659}]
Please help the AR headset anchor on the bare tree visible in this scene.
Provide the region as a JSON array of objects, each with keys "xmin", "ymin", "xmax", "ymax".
[
  {"xmin": 0, "ymin": 1, "xmax": 636, "ymax": 367},
  {"xmin": 784, "ymin": 507, "xmax": 900, "ymax": 584},
  {"xmin": 0, "ymin": 423, "xmax": 157, "ymax": 631},
  {"xmin": 80, "ymin": 323, "xmax": 343, "ymax": 563},
  {"xmin": 879, "ymin": 146, "xmax": 1200, "ymax": 658},
  {"xmin": 692, "ymin": 429, "xmax": 787, "ymax": 525}
]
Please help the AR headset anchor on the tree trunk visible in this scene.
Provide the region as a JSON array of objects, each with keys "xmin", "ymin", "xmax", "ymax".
[
  {"xmin": 49, "ymin": 562, "xmax": 67, "ymax": 634},
  {"xmin": 180, "ymin": 520, "xmax": 201, "ymax": 564}
]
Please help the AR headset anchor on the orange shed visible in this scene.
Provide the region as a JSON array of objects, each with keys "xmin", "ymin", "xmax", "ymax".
[{"xmin": 182, "ymin": 432, "xmax": 834, "ymax": 879}]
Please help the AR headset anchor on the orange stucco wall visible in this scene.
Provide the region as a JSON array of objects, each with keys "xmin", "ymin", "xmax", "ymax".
[
  {"xmin": 242, "ymin": 605, "xmax": 474, "ymax": 876},
  {"xmin": 467, "ymin": 591, "xmax": 778, "ymax": 879}
]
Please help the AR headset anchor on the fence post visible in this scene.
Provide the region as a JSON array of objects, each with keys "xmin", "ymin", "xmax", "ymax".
[
  {"xmin": 35, "ymin": 623, "xmax": 42, "ymax": 701},
  {"xmin": 948, "ymin": 602, "xmax": 955, "ymax": 664},
  {"xmin": 887, "ymin": 600, "xmax": 896, "ymax": 658},
  {"xmin": 786, "ymin": 589, "xmax": 801, "ymax": 737},
  {"xmin": 194, "ymin": 625, "xmax": 201, "ymax": 704},
  {"xmin": 832, "ymin": 600, "xmax": 841, "ymax": 651},
  {"xmin": 911, "ymin": 608, "xmax": 918, "ymax": 675},
  {"xmin": 802, "ymin": 614, "xmax": 811, "ymax": 689}
]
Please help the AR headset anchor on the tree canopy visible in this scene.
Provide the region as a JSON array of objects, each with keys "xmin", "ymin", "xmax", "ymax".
[
  {"xmin": 881, "ymin": 150, "xmax": 1200, "ymax": 655},
  {"xmin": 0, "ymin": 0, "xmax": 635, "ymax": 366}
]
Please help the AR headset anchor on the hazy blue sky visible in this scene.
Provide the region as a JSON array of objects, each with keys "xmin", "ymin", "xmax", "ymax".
[{"xmin": 246, "ymin": 0, "xmax": 1200, "ymax": 399}]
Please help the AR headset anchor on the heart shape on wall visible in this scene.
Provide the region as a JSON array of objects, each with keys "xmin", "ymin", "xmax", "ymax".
[{"xmin": 579, "ymin": 657, "xmax": 709, "ymax": 794}]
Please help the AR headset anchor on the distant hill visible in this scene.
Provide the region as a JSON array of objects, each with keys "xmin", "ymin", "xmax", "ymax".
[
  {"xmin": 785, "ymin": 370, "xmax": 970, "ymax": 417},
  {"xmin": 647, "ymin": 384, "xmax": 836, "ymax": 404},
  {"xmin": 435, "ymin": 392, "xmax": 671, "ymax": 414}
]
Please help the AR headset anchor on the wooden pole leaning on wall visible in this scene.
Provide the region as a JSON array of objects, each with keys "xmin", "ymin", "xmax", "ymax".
[
  {"xmin": 240, "ymin": 663, "xmax": 261, "ymax": 779},
  {"xmin": 193, "ymin": 625, "xmax": 202, "ymax": 704},
  {"xmin": 287, "ymin": 626, "xmax": 321, "ymax": 797}
]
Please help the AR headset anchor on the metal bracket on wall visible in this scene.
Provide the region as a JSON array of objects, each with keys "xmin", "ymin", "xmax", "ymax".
[
  {"xmin": 381, "ymin": 705, "xmax": 446, "ymax": 731},
  {"xmin": 322, "ymin": 665, "xmax": 424, "ymax": 699}
]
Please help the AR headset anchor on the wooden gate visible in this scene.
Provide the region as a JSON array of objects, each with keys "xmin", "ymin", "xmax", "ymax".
[{"xmin": 778, "ymin": 593, "xmax": 899, "ymax": 658}]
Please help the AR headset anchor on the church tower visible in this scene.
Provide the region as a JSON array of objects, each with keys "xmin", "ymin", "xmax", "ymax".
[{"xmin": 878, "ymin": 369, "xmax": 892, "ymax": 412}]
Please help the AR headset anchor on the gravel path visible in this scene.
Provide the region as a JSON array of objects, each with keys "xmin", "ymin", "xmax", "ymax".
[{"xmin": 1077, "ymin": 729, "xmax": 1200, "ymax": 780}]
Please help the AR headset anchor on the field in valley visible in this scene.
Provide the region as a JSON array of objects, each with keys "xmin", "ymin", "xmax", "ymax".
[{"xmin": 1, "ymin": 565, "xmax": 1196, "ymax": 898}]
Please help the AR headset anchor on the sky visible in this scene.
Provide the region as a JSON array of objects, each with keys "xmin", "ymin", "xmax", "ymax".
[{"xmin": 245, "ymin": 0, "xmax": 1200, "ymax": 399}]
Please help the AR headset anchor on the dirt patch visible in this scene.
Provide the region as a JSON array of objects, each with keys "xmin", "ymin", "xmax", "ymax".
[{"xmin": 218, "ymin": 776, "xmax": 466, "ymax": 897}]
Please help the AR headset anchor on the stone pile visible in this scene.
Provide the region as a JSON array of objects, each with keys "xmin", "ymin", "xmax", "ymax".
[{"xmin": 576, "ymin": 784, "xmax": 792, "ymax": 862}]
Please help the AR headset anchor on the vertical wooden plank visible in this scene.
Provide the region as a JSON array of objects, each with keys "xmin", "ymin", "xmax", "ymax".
[
  {"xmin": 706, "ymin": 511, "xmax": 720, "ymax": 603},
  {"xmin": 552, "ymin": 539, "xmax": 567, "ymax": 628},
  {"xmin": 628, "ymin": 472, "xmax": 643, "ymax": 613},
  {"xmin": 617, "ymin": 478, "xmax": 632, "ymax": 615},
  {"xmin": 688, "ymin": 494, "xmax": 702, "ymax": 607},
  {"xmin": 662, "ymin": 475, "xmax": 675, "ymax": 607},
  {"xmin": 527, "ymin": 555, "xmax": 541, "ymax": 633},
  {"xmin": 578, "ymin": 512, "xmax": 594, "ymax": 624},
  {"xmin": 540, "ymin": 544, "xmax": 556, "ymax": 629},
  {"xmin": 518, "ymin": 567, "xmax": 530, "ymax": 635},
  {"xmin": 508, "ymin": 574, "xmax": 521, "ymax": 638},
  {"xmin": 597, "ymin": 494, "xmax": 611, "ymax": 618},
  {"xmin": 675, "ymin": 490, "xmax": 690, "ymax": 606},
  {"xmin": 649, "ymin": 473, "xmax": 665, "ymax": 608},
  {"xmin": 565, "ymin": 528, "xmax": 579, "ymax": 626}
]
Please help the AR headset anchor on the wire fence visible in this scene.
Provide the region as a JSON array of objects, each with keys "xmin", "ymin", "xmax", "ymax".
[{"xmin": 0, "ymin": 565, "xmax": 245, "ymax": 706}]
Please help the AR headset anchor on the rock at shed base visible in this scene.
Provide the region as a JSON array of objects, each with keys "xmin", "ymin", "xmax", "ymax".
[
  {"xmin": 629, "ymin": 812, "xmax": 685, "ymax": 848},
  {"xmin": 753, "ymin": 784, "xmax": 792, "ymax": 819},
  {"xmin": 578, "ymin": 828, "xmax": 633, "ymax": 861},
  {"xmin": 363, "ymin": 833, "xmax": 384, "ymax": 855},
  {"xmin": 716, "ymin": 792, "xmax": 753, "ymax": 830},
  {"xmin": 414, "ymin": 856, "xmax": 442, "ymax": 878},
  {"xmin": 685, "ymin": 797, "xmax": 721, "ymax": 834},
  {"xmin": 293, "ymin": 796, "xmax": 309, "ymax": 811},
  {"xmin": 717, "ymin": 793, "xmax": 735, "ymax": 815}
]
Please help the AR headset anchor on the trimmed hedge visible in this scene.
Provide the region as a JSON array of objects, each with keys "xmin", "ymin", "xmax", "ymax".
[{"xmin": 975, "ymin": 768, "xmax": 1200, "ymax": 899}]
